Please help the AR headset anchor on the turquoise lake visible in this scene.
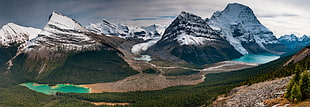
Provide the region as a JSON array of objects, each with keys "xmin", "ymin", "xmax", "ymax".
[
  {"xmin": 20, "ymin": 83, "xmax": 90, "ymax": 95},
  {"xmin": 232, "ymin": 53, "xmax": 280, "ymax": 64}
]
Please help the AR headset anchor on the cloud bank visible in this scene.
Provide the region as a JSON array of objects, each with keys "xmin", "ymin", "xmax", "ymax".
[{"xmin": 0, "ymin": 0, "xmax": 309, "ymax": 37}]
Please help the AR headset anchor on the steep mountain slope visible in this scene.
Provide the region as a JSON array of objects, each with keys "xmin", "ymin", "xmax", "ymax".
[
  {"xmin": 0, "ymin": 23, "xmax": 41, "ymax": 73},
  {"xmin": 87, "ymin": 19, "xmax": 166, "ymax": 40},
  {"xmin": 5, "ymin": 12, "xmax": 138, "ymax": 84},
  {"xmin": 279, "ymin": 34, "xmax": 310, "ymax": 49},
  {"xmin": 148, "ymin": 11, "xmax": 242, "ymax": 65},
  {"xmin": 207, "ymin": 3, "xmax": 289, "ymax": 55},
  {"xmin": 284, "ymin": 46, "xmax": 310, "ymax": 66}
]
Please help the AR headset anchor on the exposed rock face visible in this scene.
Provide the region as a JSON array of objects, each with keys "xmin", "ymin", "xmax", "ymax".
[
  {"xmin": 213, "ymin": 76, "xmax": 291, "ymax": 107},
  {"xmin": 148, "ymin": 11, "xmax": 242, "ymax": 65},
  {"xmin": 207, "ymin": 3, "xmax": 289, "ymax": 55},
  {"xmin": 279, "ymin": 34, "xmax": 310, "ymax": 49}
]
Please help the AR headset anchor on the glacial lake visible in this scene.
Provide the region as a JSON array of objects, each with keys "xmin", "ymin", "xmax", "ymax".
[
  {"xmin": 20, "ymin": 83, "xmax": 90, "ymax": 95},
  {"xmin": 232, "ymin": 53, "xmax": 280, "ymax": 64}
]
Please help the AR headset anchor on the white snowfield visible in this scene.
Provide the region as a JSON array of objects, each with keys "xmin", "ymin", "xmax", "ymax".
[
  {"xmin": 175, "ymin": 32, "xmax": 215, "ymax": 46},
  {"xmin": 131, "ymin": 38, "xmax": 160, "ymax": 54}
]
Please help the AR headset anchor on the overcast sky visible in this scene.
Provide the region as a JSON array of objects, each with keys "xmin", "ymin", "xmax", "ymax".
[{"xmin": 0, "ymin": 0, "xmax": 309, "ymax": 37}]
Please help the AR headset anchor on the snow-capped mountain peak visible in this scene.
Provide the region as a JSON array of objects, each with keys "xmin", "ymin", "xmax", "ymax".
[
  {"xmin": 278, "ymin": 34, "xmax": 298, "ymax": 42},
  {"xmin": 148, "ymin": 11, "xmax": 242, "ymax": 65},
  {"xmin": 46, "ymin": 11, "xmax": 86, "ymax": 31},
  {"xmin": 299, "ymin": 35, "xmax": 310, "ymax": 42},
  {"xmin": 26, "ymin": 12, "xmax": 96, "ymax": 51},
  {"xmin": 0, "ymin": 23, "xmax": 41, "ymax": 47},
  {"xmin": 159, "ymin": 11, "xmax": 221, "ymax": 46},
  {"xmin": 208, "ymin": 3, "xmax": 286, "ymax": 55},
  {"xmin": 279, "ymin": 34, "xmax": 310, "ymax": 49}
]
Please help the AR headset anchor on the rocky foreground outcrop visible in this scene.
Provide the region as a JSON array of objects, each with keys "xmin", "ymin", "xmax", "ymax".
[{"xmin": 213, "ymin": 76, "xmax": 292, "ymax": 107}]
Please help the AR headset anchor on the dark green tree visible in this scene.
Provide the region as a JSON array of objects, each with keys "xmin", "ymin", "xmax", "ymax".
[
  {"xmin": 299, "ymin": 72, "xmax": 310, "ymax": 100},
  {"xmin": 285, "ymin": 80, "xmax": 294, "ymax": 99},
  {"xmin": 290, "ymin": 83, "xmax": 302, "ymax": 103}
]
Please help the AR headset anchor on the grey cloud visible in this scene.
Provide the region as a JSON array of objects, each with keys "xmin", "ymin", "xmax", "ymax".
[
  {"xmin": 259, "ymin": 14, "xmax": 299, "ymax": 18},
  {"xmin": 0, "ymin": 0, "xmax": 309, "ymax": 37},
  {"xmin": 131, "ymin": 15, "xmax": 177, "ymax": 21},
  {"xmin": 282, "ymin": 14, "xmax": 299, "ymax": 17},
  {"xmin": 132, "ymin": 18, "xmax": 158, "ymax": 21}
]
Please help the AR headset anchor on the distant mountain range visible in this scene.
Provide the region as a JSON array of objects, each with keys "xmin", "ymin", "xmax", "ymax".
[
  {"xmin": 278, "ymin": 34, "xmax": 310, "ymax": 49},
  {"xmin": 0, "ymin": 3, "xmax": 305, "ymax": 84},
  {"xmin": 86, "ymin": 19, "xmax": 166, "ymax": 40}
]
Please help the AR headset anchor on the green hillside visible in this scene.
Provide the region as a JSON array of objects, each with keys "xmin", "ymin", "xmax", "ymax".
[{"xmin": 8, "ymin": 49, "xmax": 138, "ymax": 85}]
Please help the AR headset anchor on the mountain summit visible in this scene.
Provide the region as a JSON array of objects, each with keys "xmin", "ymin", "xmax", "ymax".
[
  {"xmin": 148, "ymin": 11, "xmax": 242, "ymax": 65},
  {"xmin": 27, "ymin": 12, "xmax": 97, "ymax": 51},
  {"xmin": 207, "ymin": 3, "xmax": 288, "ymax": 54}
]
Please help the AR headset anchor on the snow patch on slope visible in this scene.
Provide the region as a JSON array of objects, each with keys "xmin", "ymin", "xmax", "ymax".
[{"xmin": 174, "ymin": 32, "xmax": 215, "ymax": 46}]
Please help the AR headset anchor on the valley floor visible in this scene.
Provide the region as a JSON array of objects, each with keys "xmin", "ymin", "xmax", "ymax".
[{"xmin": 81, "ymin": 61, "xmax": 257, "ymax": 93}]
